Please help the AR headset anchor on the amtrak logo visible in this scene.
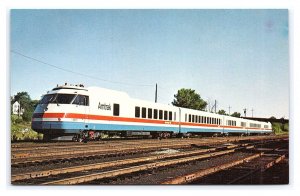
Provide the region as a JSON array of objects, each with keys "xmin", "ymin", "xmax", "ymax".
[{"xmin": 98, "ymin": 102, "xmax": 111, "ymax": 110}]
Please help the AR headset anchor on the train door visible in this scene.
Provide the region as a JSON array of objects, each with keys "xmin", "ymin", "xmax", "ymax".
[
  {"xmin": 73, "ymin": 95, "xmax": 89, "ymax": 130},
  {"xmin": 84, "ymin": 95, "xmax": 89, "ymax": 129}
]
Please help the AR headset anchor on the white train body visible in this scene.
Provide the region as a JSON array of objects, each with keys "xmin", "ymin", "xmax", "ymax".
[{"xmin": 32, "ymin": 84, "xmax": 272, "ymax": 139}]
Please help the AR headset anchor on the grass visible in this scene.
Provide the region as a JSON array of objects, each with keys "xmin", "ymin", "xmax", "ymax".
[{"xmin": 11, "ymin": 115, "xmax": 43, "ymax": 141}]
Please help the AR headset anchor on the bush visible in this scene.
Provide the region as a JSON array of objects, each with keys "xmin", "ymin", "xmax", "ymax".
[{"xmin": 283, "ymin": 123, "xmax": 289, "ymax": 132}]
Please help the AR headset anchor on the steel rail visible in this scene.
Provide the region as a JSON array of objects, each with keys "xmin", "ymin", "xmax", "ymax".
[
  {"xmin": 42, "ymin": 149, "xmax": 236, "ymax": 185},
  {"xmin": 11, "ymin": 140, "xmax": 243, "ymax": 165},
  {"xmin": 12, "ymin": 147, "xmax": 223, "ymax": 182},
  {"xmin": 161, "ymin": 152, "xmax": 263, "ymax": 184},
  {"xmin": 12, "ymin": 137, "xmax": 283, "ymax": 165},
  {"xmin": 12, "ymin": 135, "xmax": 284, "ymax": 159},
  {"xmin": 226, "ymin": 154, "xmax": 286, "ymax": 184},
  {"xmin": 11, "ymin": 135, "xmax": 287, "ymax": 150}
]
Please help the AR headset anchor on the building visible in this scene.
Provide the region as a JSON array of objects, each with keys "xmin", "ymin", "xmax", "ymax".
[{"xmin": 12, "ymin": 101, "xmax": 24, "ymax": 115}]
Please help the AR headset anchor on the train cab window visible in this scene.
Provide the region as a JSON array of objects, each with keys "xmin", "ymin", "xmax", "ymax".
[
  {"xmin": 169, "ymin": 111, "xmax": 172, "ymax": 121},
  {"xmin": 142, "ymin": 107, "xmax": 146, "ymax": 118},
  {"xmin": 135, "ymin": 107, "xmax": 140, "ymax": 118},
  {"xmin": 72, "ymin": 95, "xmax": 89, "ymax": 106},
  {"xmin": 53, "ymin": 94, "xmax": 76, "ymax": 104},
  {"xmin": 154, "ymin": 109, "xmax": 158, "ymax": 119},
  {"xmin": 148, "ymin": 108, "xmax": 152, "ymax": 119},
  {"xmin": 39, "ymin": 94, "xmax": 56, "ymax": 104},
  {"xmin": 164, "ymin": 111, "xmax": 168, "ymax": 120},
  {"xmin": 113, "ymin": 104, "xmax": 120, "ymax": 116},
  {"xmin": 159, "ymin": 110, "xmax": 163, "ymax": 120}
]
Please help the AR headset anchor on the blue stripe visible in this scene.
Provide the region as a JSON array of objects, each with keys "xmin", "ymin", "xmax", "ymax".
[{"xmin": 32, "ymin": 121, "xmax": 271, "ymax": 134}]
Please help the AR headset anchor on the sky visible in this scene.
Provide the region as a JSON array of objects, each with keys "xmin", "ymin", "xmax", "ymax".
[{"xmin": 10, "ymin": 9, "xmax": 289, "ymax": 118}]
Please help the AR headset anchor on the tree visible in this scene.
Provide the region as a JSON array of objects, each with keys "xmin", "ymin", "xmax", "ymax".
[
  {"xmin": 12, "ymin": 92, "xmax": 38, "ymax": 122},
  {"xmin": 231, "ymin": 112, "xmax": 241, "ymax": 118},
  {"xmin": 172, "ymin": 88, "xmax": 207, "ymax": 111},
  {"xmin": 218, "ymin": 109, "xmax": 227, "ymax": 115}
]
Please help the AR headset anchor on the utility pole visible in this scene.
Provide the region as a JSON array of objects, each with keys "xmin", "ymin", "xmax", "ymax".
[
  {"xmin": 251, "ymin": 108, "xmax": 254, "ymax": 117},
  {"xmin": 228, "ymin": 105, "xmax": 231, "ymax": 115},
  {"xmin": 214, "ymin": 100, "xmax": 217, "ymax": 113},
  {"xmin": 243, "ymin": 108, "xmax": 247, "ymax": 117},
  {"xmin": 155, "ymin": 83, "xmax": 157, "ymax": 103}
]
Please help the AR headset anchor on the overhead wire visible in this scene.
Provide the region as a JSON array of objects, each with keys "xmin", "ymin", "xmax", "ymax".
[{"xmin": 11, "ymin": 50, "xmax": 154, "ymax": 87}]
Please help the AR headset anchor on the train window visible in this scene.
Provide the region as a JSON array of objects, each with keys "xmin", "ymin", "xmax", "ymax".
[
  {"xmin": 185, "ymin": 114, "xmax": 187, "ymax": 122},
  {"xmin": 39, "ymin": 94, "xmax": 56, "ymax": 104},
  {"xmin": 174, "ymin": 112, "xmax": 176, "ymax": 121},
  {"xmin": 241, "ymin": 122, "xmax": 246, "ymax": 127},
  {"xmin": 148, "ymin": 108, "xmax": 152, "ymax": 119},
  {"xmin": 169, "ymin": 111, "xmax": 172, "ymax": 121},
  {"xmin": 200, "ymin": 116, "xmax": 202, "ymax": 123},
  {"xmin": 154, "ymin": 109, "xmax": 158, "ymax": 119},
  {"xmin": 189, "ymin": 114, "xmax": 191, "ymax": 122},
  {"xmin": 113, "ymin": 104, "xmax": 120, "ymax": 116},
  {"xmin": 192, "ymin": 115, "xmax": 194, "ymax": 123},
  {"xmin": 264, "ymin": 125, "xmax": 268, "ymax": 128},
  {"xmin": 203, "ymin": 117, "xmax": 206, "ymax": 124},
  {"xmin": 164, "ymin": 111, "xmax": 168, "ymax": 120},
  {"xmin": 53, "ymin": 94, "xmax": 76, "ymax": 104},
  {"xmin": 72, "ymin": 95, "xmax": 89, "ymax": 106},
  {"xmin": 135, "ymin": 107, "xmax": 140, "ymax": 118},
  {"xmin": 159, "ymin": 110, "xmax": 163, "ymax": 120},
  {"xmin": 142, "ymin": 107, "xmax": 146, "ymax": 118}
]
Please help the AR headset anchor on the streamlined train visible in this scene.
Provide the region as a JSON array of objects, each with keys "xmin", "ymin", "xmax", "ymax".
[{"xmin": 31, "ymin": 84, "xmax": 272, "ymax": 141}]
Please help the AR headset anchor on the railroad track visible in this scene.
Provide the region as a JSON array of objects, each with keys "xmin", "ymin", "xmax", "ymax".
[
  {"xmin": 11, "ymin": 135, "xmax": 286, "ymax": 151},
  {"xmin": 12, "ymin": 143, "xmax": 248, "ymax": 184},
  {"xmin": 11, "ymin": 137, "xmax": 286, "ymax": 166},
  {"xmin": 11, "ymin": 136, "xmax": 288, "ymax": 185}
]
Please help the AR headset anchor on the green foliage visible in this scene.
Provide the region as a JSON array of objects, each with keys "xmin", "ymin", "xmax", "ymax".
[
  {"xmin": 218, "ymin": 109, "xmax": 227, "ymax": 115},
  {"xmin": 22, "ymin": 110, "xmax": 34, "ymax": 122},
  {"xmin": 12, "ymin": 91, "xmax": 39, "ymax": 122},
  {"xmin": 11, "ymin": 120, "xmax": 43, "ymax": 141},
  {"xmin": 172, "ymin": 88, "xmax": 207, "ymax": 111},
  {"xmin": 272, "ymin": 122, "xmax": 289, "ymax": 135},
  {"xmin": 283, "ymin": 123, "xmax": 289, "ymax": 132},
  {"xmin": 231, "ymin": 112, "xmax": 241, "ymax": 118}
]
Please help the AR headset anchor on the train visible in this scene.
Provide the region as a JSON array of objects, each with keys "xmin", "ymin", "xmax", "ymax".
[{"xmin": 31, "ymin": 84, "xmax": 272, "ymax": 141}]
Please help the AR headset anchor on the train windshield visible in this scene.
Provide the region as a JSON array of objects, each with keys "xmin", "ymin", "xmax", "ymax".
[{"xmin": 39, "ymin": 94, "xmax": 75, "ymax": 104}]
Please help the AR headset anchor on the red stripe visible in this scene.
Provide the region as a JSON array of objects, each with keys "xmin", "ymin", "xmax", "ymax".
[{"xmin": 33, "ymin": 112, "xmax": 270, "ymax": 130}]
